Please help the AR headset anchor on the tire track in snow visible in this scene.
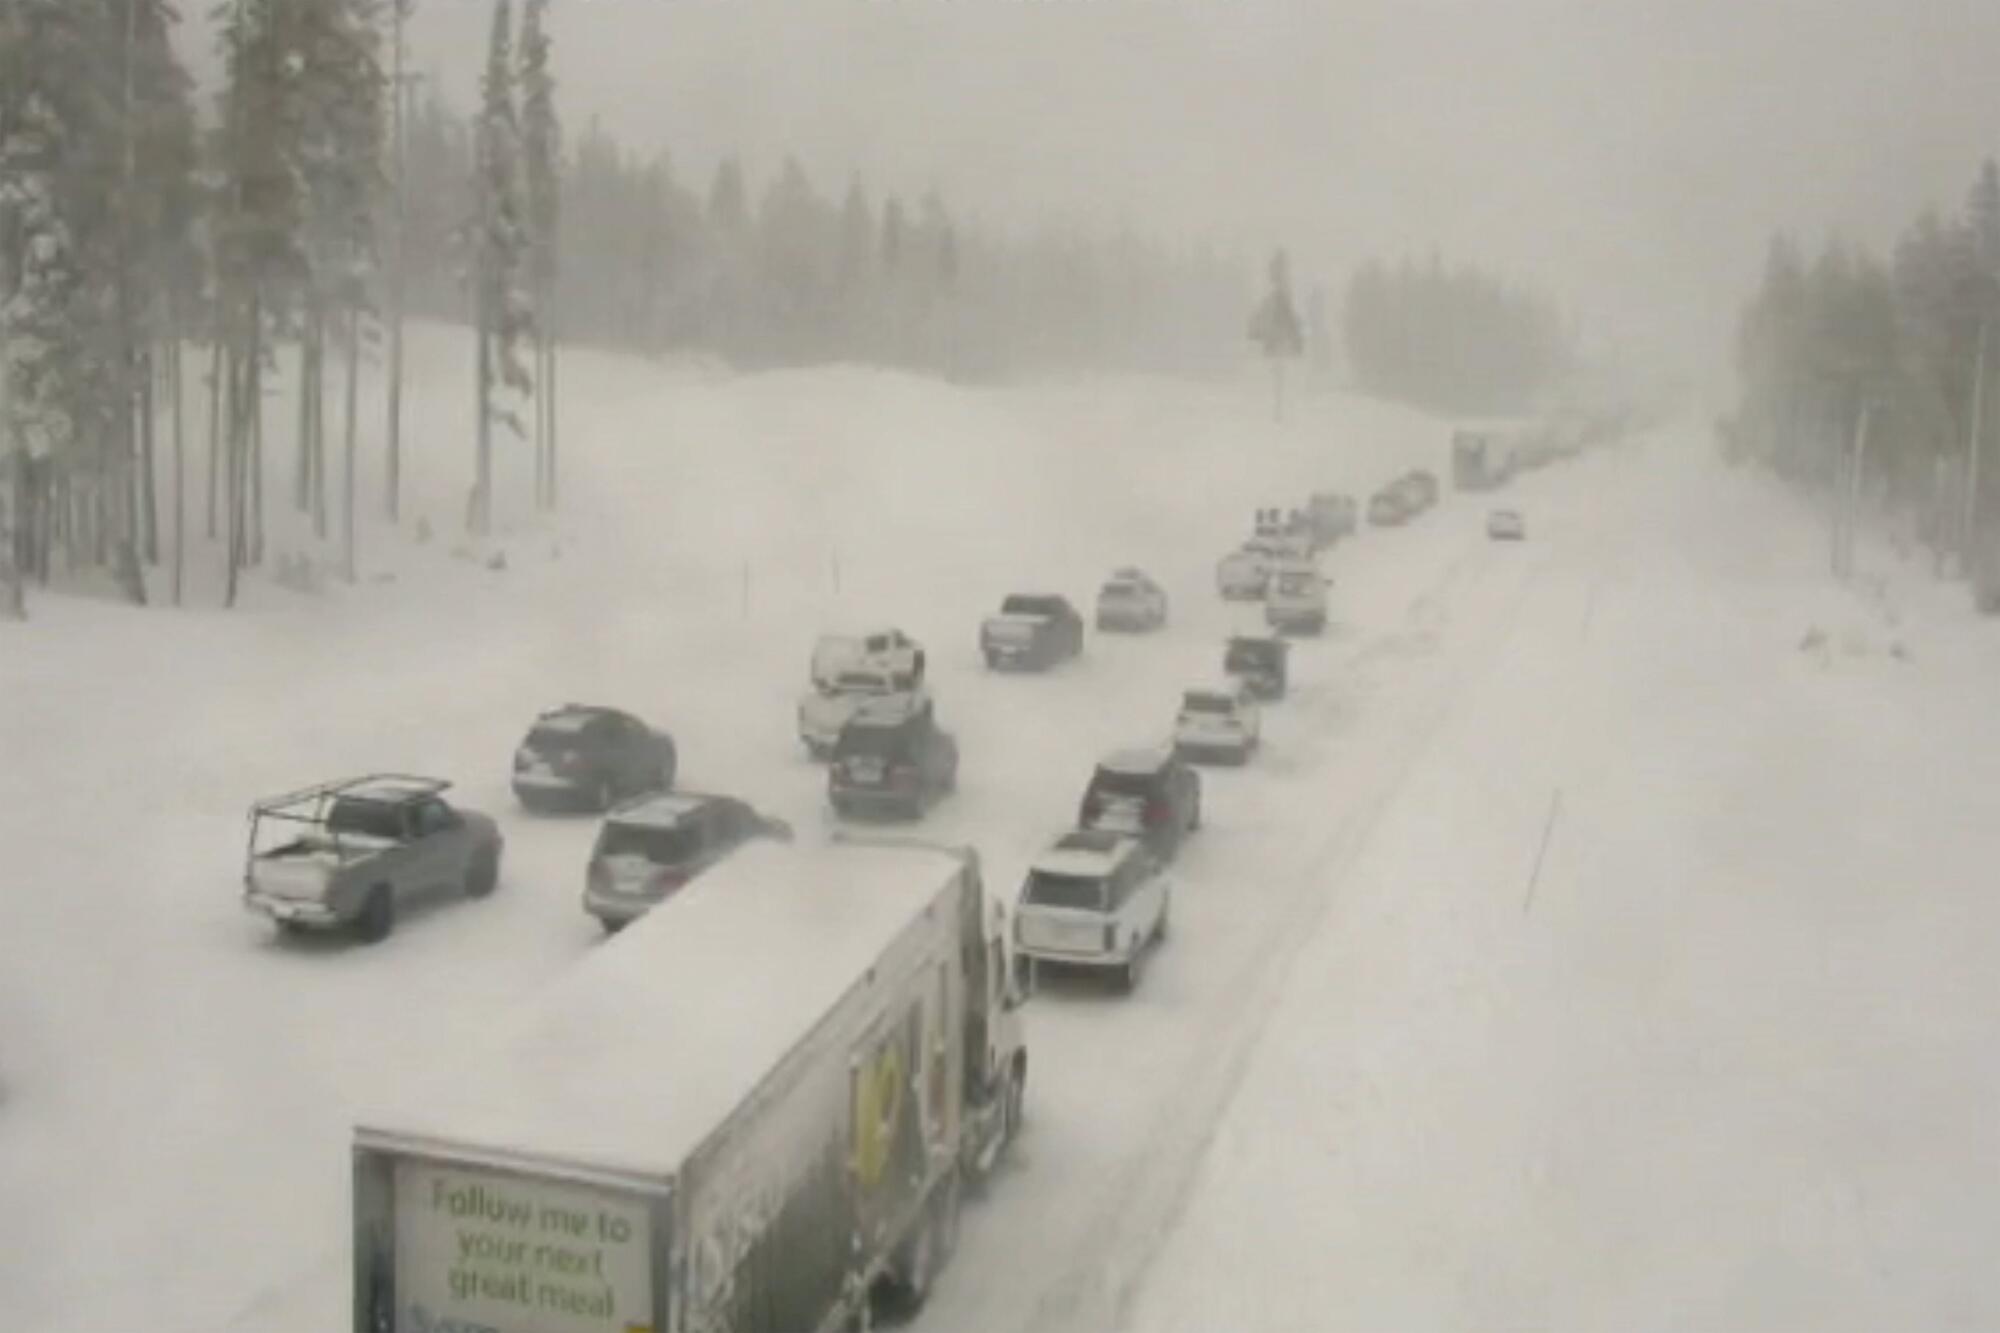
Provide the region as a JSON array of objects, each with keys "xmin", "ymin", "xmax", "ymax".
[{"xmin": 1010, "ymin": 552, "xmax": 1555, "ymax": 1333}]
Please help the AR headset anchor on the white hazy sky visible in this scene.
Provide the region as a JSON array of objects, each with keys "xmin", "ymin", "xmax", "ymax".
[{"xmin": 183, "ymin": 0, "xmax": 2000, "ymax": 385}]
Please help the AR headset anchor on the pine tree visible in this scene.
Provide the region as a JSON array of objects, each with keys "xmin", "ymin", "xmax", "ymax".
[
  {"xmin": 288, "ymin": 0, "xmax": 381, "ymax": 566},
  {"xmin": 1249, "ymin": 248, "xmax": 1304, "ymax": 421},
  {"xmin": 3, "ymin": 1, "xmax": 131, "ymax": 596},
  {"xmin": 214, "ymin": 0, "xmax": 308, "ymax": 603},
  {"xmin": 125, "ymin": 0, "xmax": 199, "ymax": 596},
  {"xmin": 467, "ymin": 0, "xmax": 530, "ymax": 537},
  {"xmin": 383, "ymin": 0, "xmax": 412, "ymax": 524},
  {"xmin": 517, "ymin": 0, "xmax": 559, "ymax": 510}
]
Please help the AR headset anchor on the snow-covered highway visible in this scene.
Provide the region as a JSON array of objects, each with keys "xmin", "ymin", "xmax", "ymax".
[{"xmin": 4, "ymin": 337, "xmax": 1997, "ymax": 1331}]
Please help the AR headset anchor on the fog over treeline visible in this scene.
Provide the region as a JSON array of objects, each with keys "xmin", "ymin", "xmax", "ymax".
[
  {"xmin": 9, "ymin": 0, "xmax": 2000, "ymax": 610},
  {"xmin": 177, "ymin": 0, "xmax": 2000, "ymax": 388},
  {"xmin": 396, "ymin": 89, "xmax": 1251, "ymax": 378}
]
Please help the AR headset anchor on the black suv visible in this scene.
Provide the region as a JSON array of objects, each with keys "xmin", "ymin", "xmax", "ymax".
[
  {"xmin": 583, "ymin": 791, "xmax": 792, "ymax": 932},
  {"xmin": 829, "ymin": 695, "xmax": 960, "ymax": 820},
  {"xmin": 512, "ymin": 704, "xmax": 678, "ymax": 812},
  {"xmin": 1077, "ymin": 746, "xmax": 1201, "ymax": 863}
]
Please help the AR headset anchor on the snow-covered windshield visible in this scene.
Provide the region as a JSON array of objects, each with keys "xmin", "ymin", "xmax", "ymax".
[
  {"xmin": 1024, "ymin": 871, "xmax": 1107, "ymax": 911},
  {"xmin": 1183, "ymin": 693, "xmax": 1235, "ymax": 715}
]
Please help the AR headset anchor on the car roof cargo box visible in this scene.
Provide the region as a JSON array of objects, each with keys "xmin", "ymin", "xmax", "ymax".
[{"xmin": 354, "ymin": 839, "xmax": 966, "ymax": 1184}]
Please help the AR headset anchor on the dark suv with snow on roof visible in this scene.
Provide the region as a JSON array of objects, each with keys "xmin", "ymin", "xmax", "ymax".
[
  {"xmin": 512, "ymin": 703, "xmax": 678, "ymax": 812},
  {"xmin": 829, "ymin": 695, "xmax": 960, "ymax": 820},
  {"xmin": 1078, "ymin": 747, "xmax": 1201, "ymax": 864},
  {"xmin": 584, "ymin": 791, "xmax": 793, "ymax": 932},
  {"xmin": 243, "ymin": 776, "xmax": 503, "ymax": 943}
]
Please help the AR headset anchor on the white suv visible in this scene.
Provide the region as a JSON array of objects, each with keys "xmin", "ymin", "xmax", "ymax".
[
  {"xmin": 1173, "ymin": 678, "xmax": 1261, "ymax": 765},
  {"xmin": 1015, "ymin": 830, "xmax": 1172, "ymax": 992}
]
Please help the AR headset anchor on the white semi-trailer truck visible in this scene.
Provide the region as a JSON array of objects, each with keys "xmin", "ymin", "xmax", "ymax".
[{"xmin": 352, "ymin": 836, "xmax": 1028, "ymax": 1333}]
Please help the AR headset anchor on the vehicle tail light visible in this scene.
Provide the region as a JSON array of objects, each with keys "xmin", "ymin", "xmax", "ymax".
[
  {"xmin": 890, "ymin": 763, "xmax": 918, "ymax": 786},
  {"xmin": 1145, "ymin": 798, "xmax": 1168, "ymax": 827},
  {"xmin": 652, "ymin": 867, "xmax": 689, "ymax": 894}
]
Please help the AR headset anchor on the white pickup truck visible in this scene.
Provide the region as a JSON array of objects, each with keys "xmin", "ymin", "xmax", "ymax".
[
  {"xmin": 798, "ymin": 666, "xmax": 928, "ymax": 760},
  {"xmin": 810, "ymin": 627, "xmax": 923, "ymax": 692}
]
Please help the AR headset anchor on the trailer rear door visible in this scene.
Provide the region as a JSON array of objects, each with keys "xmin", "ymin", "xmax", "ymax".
[{"xmin": 383, "ymin": 1155, "xmax": 662, "ymax": 1333}]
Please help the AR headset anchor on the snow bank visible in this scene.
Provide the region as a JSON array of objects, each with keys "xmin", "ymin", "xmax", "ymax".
[{"xmin": 1125, "ymin": 431, "xmax": 2000, "ymax": 1332}]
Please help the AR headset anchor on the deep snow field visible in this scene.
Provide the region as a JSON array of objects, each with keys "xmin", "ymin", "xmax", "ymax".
[{"xmin": 2, "ymin": 327, "xmax": 1997, "ymax": 1332}]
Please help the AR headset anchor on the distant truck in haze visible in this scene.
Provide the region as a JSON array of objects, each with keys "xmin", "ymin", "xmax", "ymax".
[
  {"xmin": 352, "ymin": 837, "xmax": 1029, "ymax": 1333},
  {"xmin": 1451, "ymin": 429, "xmax": 1510, "ymax": 491}
]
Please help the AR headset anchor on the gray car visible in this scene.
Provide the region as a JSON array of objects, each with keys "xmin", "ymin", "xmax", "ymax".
[
  {"xmin": 244, "ymin": 776, "xmax": 504, "ymax": 943},
  {"xmin": 584, "ymin": 791, "xmax": 793, "ymax": 932}
]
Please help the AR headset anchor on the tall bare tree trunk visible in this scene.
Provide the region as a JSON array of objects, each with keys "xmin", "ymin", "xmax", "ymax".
[
  {"xmin": 1, "ymin": 258, "xmax": 20, "ymax": 618},
  {"xmin": 1964, "ymin": 315, "xmax": 1990, "ymax": 571},
  {"xmin": 342, "ymin": 308, "xmax": 359, "ymax": 580},
  {"xmin": 474, "ymin": 311, "xmax": 492, "ymax": 537},
  {"xmin": 532, "ymin": 331, "xmax": 545, "ymax": 508},
  {"xmin": 57, "ymin": 476, "xmax": 74, "ymax": 574},
  {"xmin": 205, "ymin": 337, "xmax": 222, "ymax": 539},
  {"xmin": 310, "ymin": 317, "xmax": 328, "ymax": 541},
  {"xmin": 93, "ymin": 474, "xmax": 108, "ymax": 568},
  {"xmin": 295, "ymin": 313, "xmax": 313, "ymax": 512},
  {"xmin": 225, "ymin": 348, "xmax": 244, "ymax": 607},
  {"xmin": 386, "ymin": 5, "xmax": 408, "ymax": 524},
  {"xmin": 3, "ymin": 455, "xmax": 23, "ymax": 622},
  {"xmin": 250, "ymin": 329, "xmax": 265, "ymax": 567},
  {"xmin": 546, "ymin": 338, "xmax": 557, "ymax": 509},
  {"xmin": 139, "ymin": 347, "xmax": 159, "ymax": 563},
  {"xmin": 171, "ymin": 339, "xmax": 186, "ymax": 605}
]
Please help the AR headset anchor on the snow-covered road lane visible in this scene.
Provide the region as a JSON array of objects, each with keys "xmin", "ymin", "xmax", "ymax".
[
  {"xmin": 923, "ymin": 474, "xmax": 1561, "ymax": 1333},
  {"xmin": 1, "ymin": 348, "xmax": 1476, "ymax": 1333}
]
